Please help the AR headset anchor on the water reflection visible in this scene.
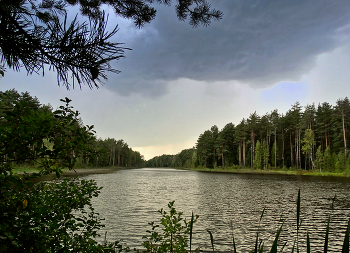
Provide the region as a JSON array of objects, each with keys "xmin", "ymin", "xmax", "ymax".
[{"xmin": 84, "ymin": 168, "xmax": 350, "ymax": 252}]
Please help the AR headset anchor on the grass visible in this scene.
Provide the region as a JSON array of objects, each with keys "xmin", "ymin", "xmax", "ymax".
[
  {"xmin": 11, "ymin": 165, "xmax": 125, "ymax": 174},
  {"xmin": 184, "ymin": 166, "xmax": 350, "ymax": 178},
  {"xmin": 12, "ymin": 165, "xmax": 41, "ymax": 174}
]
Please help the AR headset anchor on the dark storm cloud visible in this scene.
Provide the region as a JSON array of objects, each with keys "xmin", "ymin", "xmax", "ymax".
[{"xmin": 106, "ymin": 0, "xmax": 350, "ymax": 97}]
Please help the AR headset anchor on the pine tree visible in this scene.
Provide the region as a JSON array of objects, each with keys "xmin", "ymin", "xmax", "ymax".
[{"xmin": 0, "ymin": 0, "xmax": 222, "ymax": 88}]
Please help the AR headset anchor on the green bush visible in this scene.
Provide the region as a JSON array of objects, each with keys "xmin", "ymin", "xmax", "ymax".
[
  {"xmin": 142, "ymin": 201, "xmax": 199, "ymax": 253},
  {"xmin": 0, "ymin": 176, "xmax": 129, "ymax": 252}
]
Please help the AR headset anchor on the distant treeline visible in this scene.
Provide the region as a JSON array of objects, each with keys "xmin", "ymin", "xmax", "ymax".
[
  {"xmin": 146, "ymin": 98, "xmax": 350, "ymax": 172},
  {"xmin": 0, "ymin": 89, "xmax": 144, "ymax": 168}
]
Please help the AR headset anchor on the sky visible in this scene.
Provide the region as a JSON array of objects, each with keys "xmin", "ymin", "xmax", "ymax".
[{"xmin": 2, "ymin": 0, "xmax": 350, "ymax": 160}]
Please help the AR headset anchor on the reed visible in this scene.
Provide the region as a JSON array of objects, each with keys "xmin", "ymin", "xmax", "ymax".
[
  {"xmin": 189, "ymin": 211, "xmax": 194, "ymax": 252},
  {"xmin": 207, "ymin": 230, "xmax": 214, "ymax": 252},
  {"xmin": 140, "ymin": 190, "xmax": 350, "ymax": 252},
  {"xmin": 201, "ymin": 190, "xmax": 350, "ymax": 253}
]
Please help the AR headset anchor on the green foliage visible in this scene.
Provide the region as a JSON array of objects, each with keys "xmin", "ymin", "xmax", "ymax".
[
  {"xmin": 323, "ymin": 146, "xmax": 334, "ymax": 171},
  {"xmin": 0, "ymin": 91, "xmax": 136, "ymax": 252},
  {"xmin": 0, "ymin": 176, "xmax": 128, "ymax": 252},
  {"xmin": 142, "ymin": 201, "xmax": 199, "ymax": 253},
  {"xmin": 335, "ymin": 152, "xmax": 347, "ymax": 172},
  {"xmin": 142, "ymin": 94, "xmax": 350, "ymax": 172},
  {"xmin": 0, "ymin": 92, "xmax": 96, "ymax": 176},
  {"xmin": 271, "ymin": 142, "xmax": 278, "ymax": 167},
  {"xmin": 315, "ymin": 146, "xmax": 324, "ymax": 172},
  {"xmin": 0, "ymin": 90, "xmax": 143, "ymax": 171},
  {"xmin": 254, "ymin": 140, "xmax": 262, "ymax": 170},
  {"xmin": 262, "ymin": 140, "xmax": 269, "ymax": 170},
  {"xmin": 91, "ymin": 138, "xmax": 144, "ymax": 168},
  {"xmin": 301, "ymin": 129, "xmax": 316, "ymax": 170}
]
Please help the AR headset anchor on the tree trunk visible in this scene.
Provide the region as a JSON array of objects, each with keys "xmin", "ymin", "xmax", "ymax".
[
  {"xmin": 342, "ymin": 110, "xmax": 347, "ymax": 158},
  {"xmin": 282, "ymin": 129, "xmax": 285, "ymax": 168},
  {"xmin": 294, "ymin": 131, "xmax": 299, "ymax": 169},
  {"xmin": 310, "ymin": 153, "xmax": 315, "ymax": 170},
  {"xmin": 299, "ymin": 131, "xmax": 302, "ymax": 169},
  {"xmin": 112, "ymin": 147, "xmax": 115, "ymax": 166},
  {"xmin": 290, "ymin": 132, "xmax": 293, "ymax": 167},
  {"xmin": 274, "ymin": 128, "xmax": 277, "ymax": 168},
  {"xmin": 221, "ymin": 146, "xmax": 225, "ymax": 168},
  {"xmin": 251, "ymin": 130, "xmax": 255, "ymax": 169},
  {"xmin": 251, "ymin": 143, "xmax": 253, "ymax": 169},
  {"xmin": 243, "ymin": 140, "xmax": 246, "ymax": 168},
  {"xmin": 238, "ymin": 142, "xmax": 242, "ymax": 168}
]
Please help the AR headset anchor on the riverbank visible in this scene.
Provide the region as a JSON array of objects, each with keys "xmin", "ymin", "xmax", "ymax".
[
  {"xmin": 183, "ymin": 166, "xmax": 350, "ymax": 178},
  {"xmin": 13, "ymin": 166, "xmax": 135, "ymax": 182}
]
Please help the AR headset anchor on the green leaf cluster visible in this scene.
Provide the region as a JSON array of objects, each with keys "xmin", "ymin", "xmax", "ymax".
[
  {"xmin": 142, "ymin": 201, "xmax": 199, "ymax": 253},
  {"xmin": 0, "ymin": 89, "xmax": 130, "ymax": 252},
  {"xmin": 0, "ymin": 90, "xmax": 96, "ymax": 175}
]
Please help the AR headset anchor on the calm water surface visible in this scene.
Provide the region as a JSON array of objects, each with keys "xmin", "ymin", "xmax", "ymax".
[{"xmin": 83, "ymin": 168, "xmax": 350, "ymax": 252}]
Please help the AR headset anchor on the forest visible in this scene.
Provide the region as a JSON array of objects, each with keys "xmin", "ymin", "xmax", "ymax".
[
  {"xmin": 146, "ymin": 98, "xmax": 350, "ymax": 172},
  {"xmin": 0, "ymin": 89, "xmax": 144, "ymax": 170}
]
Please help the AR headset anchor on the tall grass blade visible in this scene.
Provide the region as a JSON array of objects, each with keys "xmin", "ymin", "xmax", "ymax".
[
  {"xmin": 230, "ymin": 220, "xmax": 237, "ymax": 253},
  {"xmin": 324, "ymin": 215, "xmax": 330, "ymax": 253},
  {"xmin": 260, "ymin": 207, "xmax": 266, "ymax": 222},
  {"xmin": 291, "ymin": 238, "xmax": 296, "ymax": 253},
  {"xmin": 233, "ymin": 235, "xmax": 237, "ymax": 253},
  {"xmin": 342, "ymin": 219, "xmax": 350, "ymax": 253},
  {"xmin": 323, "ymin": 195, "xmax": 336, "ymax": 253},
  {"xmin": 270, "ymin": 222, "xmax": 284, "ymax": 253},
  {"xmin": 307, "ymin": 232, "xmax": 311, "ymax": 253},
  {"xmin": 190, "ymin": 211, "xmax": 194, "ymax": 252},
  {"xmin": 255, "ymin": 232, "xmax": 259, "ymax": 253},
  {"xmin": 279, "ymin": 242, "xmax": 287, "ymax": 253},
  {"xmin": 255, "ymin": 207, "xmax": 266, "ymax": 253},
  {"xmin": 207, "ymin": 230, "xmax": 214, "ymax": 252},
  {"xmin": 259, "ymin": 243, "xmax": 264, "ymax": 253}
]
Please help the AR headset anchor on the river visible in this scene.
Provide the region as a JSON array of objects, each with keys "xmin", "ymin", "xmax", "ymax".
[{"xmin": 83, "ymin": 168, "xmax": 350, "ymax": 252}]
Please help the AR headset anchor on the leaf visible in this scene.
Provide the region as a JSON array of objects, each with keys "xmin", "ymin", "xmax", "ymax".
[{"xmin": 22, "ymin": 199, "xmax": 28, "ymax": 209}]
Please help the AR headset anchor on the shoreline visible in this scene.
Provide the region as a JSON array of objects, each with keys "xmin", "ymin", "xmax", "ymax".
[
  {"xmin": 20, "ymin": 166, "xmax": 350, "ymax": 182},
  {"xmin": 28, "ymin": 167, "xmax": 128, "ymax": 182},
  {"xmin": 180, "ymin": 167, "xmax": 350, "ymax": 180}
]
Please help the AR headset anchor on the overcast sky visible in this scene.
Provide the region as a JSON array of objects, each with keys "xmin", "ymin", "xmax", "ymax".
[{"xmin": 2, "ymin": 0, "xmax": 350, "ymax": 160}]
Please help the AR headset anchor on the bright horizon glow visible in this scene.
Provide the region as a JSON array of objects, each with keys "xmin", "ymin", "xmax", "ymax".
[{"xmin": 133, "ymin": 140, "xmax": 195, "ymax": 160}]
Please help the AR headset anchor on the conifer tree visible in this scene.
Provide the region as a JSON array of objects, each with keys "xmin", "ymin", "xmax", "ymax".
[{"xmin": 0, "ymin": 0, "xmax": 222, "ymax": 88}]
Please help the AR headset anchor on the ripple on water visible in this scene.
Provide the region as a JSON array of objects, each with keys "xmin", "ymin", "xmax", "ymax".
[{"xmin": 84, "ymin": 169, "xmax": 350, "ymax": 252}]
